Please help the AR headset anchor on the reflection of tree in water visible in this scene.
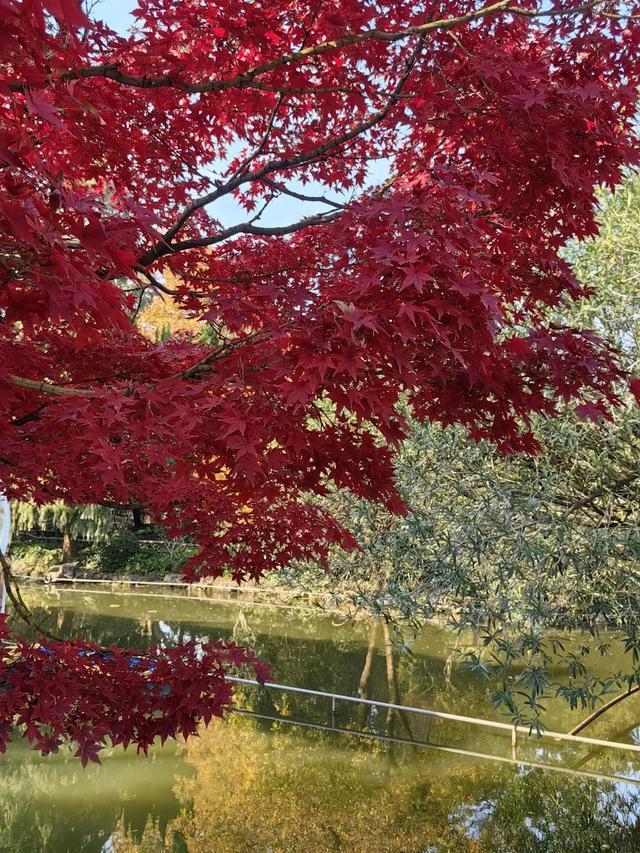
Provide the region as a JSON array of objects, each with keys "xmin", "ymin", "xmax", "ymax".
[
  {"xmin": 10, "ymin": 592, "xmax": 507, "ymax": 730},
  {"xmin": 476, "ymin": 770, "xmax": 640, "ymax": 852},
  {"xmin": 0, "ymin": 742, "xmax": 184, "ymax": 853},
  {"xmin": 6, "ymin": 594, "xmax": 640, "ymax": 851},
  {"xmin": 105, "ymin": 815, "xmax": 185, "ymax": 853},
  {"xmin": 168, "ymin": 716, "xmax": 467, "ymax": 852},
  {"xmin": 135, "ymin": 716, "xmax": 640, "ymax": 853},
  {"xmin": 5, "ymin": 716, "xmax": 640, "ymax": 853}
]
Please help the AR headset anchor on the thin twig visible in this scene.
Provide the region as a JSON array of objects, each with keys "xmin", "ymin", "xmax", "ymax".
[{"xmin": 0, "ymin": 550, "xmax": 64, "ymax": 641}]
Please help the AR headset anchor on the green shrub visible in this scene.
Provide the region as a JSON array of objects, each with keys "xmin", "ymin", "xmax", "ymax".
[
  {"xmin": 124, "ymin": 544, "xmax": 195, "ymax": 577},
  {"xmin": 96, "ymin": 531, "xmax": 140, "ymax": 574},
  {"xmin": 9, "ymin": 535, "xmax": 195, "ymax": 580},
  {"xmin": 9, "ymin": 542, "xmax": 61, "ymax": 576},
  {"xmin": 78, "ymin": 543, "xmax": 102, "ymax": 574}
]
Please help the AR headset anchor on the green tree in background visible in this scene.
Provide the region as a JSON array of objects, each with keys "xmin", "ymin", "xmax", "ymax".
[
  {"xmin": 11, "ymin": 501, "xmax": 115, "ymax": 563},
  {"xmin": 287, "ymin": 172, "xmax": 640, "ymax": 730},
  {"xmin": 565, "ymin": 175, "xmax": 640, "ymax": 370}
]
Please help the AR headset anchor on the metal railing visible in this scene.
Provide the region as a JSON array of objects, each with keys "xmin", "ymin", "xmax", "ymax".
[
  {"xmin": 12, "ymin": 574, "xmax": 312, "ymax": 610},
  {"xmin": 14, "ymin": 575, "xmax": 640, "ymax": 782},
  {"xmin": 17, "ymin": 574, "xmax": 248, "ymax": 592},
  {"xmin": 227, "ymin": 676, "xmax": 640, "ymax": 764},
  {"xmin": 230, "ymin": 707, "xmax": 640, "ymax": 787}
]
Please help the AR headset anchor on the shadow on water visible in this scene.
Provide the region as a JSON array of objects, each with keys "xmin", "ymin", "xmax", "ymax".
[{"xmin": 1, "ymin": 585, "xmax": 639, "ymax": 852}]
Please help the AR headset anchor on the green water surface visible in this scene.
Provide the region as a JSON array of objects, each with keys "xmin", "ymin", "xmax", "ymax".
[{"xmin": 1, "ymin": 584, "xmax": 639, "ymax": 852}]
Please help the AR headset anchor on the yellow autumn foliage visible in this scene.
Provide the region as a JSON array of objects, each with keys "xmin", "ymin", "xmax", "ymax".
[{"xmin": 137, "ymin": 270, "xmax": 203, "ymax": 342}]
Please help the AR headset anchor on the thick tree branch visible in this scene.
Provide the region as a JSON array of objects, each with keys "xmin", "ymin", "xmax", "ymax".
[
  {"xmin": 6, "ymin": 326, "xmax": 277, "ymax": 395},
  {"xmin": 569, "ymin": 683, "xmax": 640, "ymax": 735},
  {"xmin": 0, "ymin": 550, "xmax": 63, "ymax": 641},
  {"xmin": 7, "ymin": 2, "xmax": 618, "ymax": 96},
  {"xmin": 565, "ymin": 470, "xmax": 639, "ymax": 516},
  {"xmin": 145, "ymin": 209, "xmax": 342, "ymax": 263},
  {"xmin": 7, "ymin": 375, "xmax": 95, "ymax": 397},
  {"xmin": 147, "ymin": 34, "xmax": 422, "ymax": 261}
]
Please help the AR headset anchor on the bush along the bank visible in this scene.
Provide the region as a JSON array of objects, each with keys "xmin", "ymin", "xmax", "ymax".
[
  {"xmin": 7, "ymin": 541, "xmax": 62, "ymax": 577},
  {"xmin": 9, "ymin": 534, "xmax": 196, "ymax": 581}
]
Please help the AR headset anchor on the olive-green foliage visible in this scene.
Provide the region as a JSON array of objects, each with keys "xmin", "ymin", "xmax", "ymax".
[
  {"xmin": 8, "ymin": 541, "xmax": 62, "ymax": 576},
  {"xmin": 287, "ymin": 172, "xmax": 640, "ymax": 728},
  {"xmin": 565, "ymin": 174, "xmax": 640, "ymax": 369}
]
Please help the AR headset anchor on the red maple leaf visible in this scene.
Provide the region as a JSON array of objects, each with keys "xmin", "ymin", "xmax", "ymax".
[{"xmin": 0, "ymin": 0, "xmax": 637, "ymax": 760}]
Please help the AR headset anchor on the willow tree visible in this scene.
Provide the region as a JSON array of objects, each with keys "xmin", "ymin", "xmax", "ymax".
[{"xmin": 11, "ymin": 501, "xmax": 114, "ymax": 562}]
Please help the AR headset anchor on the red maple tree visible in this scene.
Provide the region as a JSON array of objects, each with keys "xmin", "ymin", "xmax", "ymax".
[{"xmin": 1, "ymin": 0, "xmax": 639, "ymax": 760}]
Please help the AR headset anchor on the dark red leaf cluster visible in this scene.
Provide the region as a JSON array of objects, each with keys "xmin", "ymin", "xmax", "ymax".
[
  {"xmin": 0, "ymin": 615, "xmax": 268, "ymax": 764},
  {"xmin": 1, "ymin": 0, "xmax": 640, "ymax": 757}
]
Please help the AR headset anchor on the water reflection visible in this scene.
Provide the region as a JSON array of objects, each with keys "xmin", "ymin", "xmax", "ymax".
[
  {"xmin": 0, "ymin": 585, "xmax": 639, "ymax": 852},
  {"xmin": 164, "ymin": 717, "xmax": 640, "ymax": 853}
]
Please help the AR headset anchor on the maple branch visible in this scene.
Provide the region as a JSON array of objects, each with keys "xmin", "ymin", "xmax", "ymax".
[
  {"xmin": 140, "ymin": 270, "xmax": 175, "ymax": 296},
  {"xmin": 227, "ymin": 93, "xmax": 287, "ymax": 184},
  {"xmin": 146, "ymin": 209, "xmax": 342, "ymax": 262},
  {"xmin": 0, "ymin": 550, "xmax": 63, "ymax": 641},
  {"xmin": 261, "ymin": 178, "xmax": 348, "ymax": 209},
  {"xmin": 148, "ymin": 35, "xmax": 422, "ymax": 261},
  {"xmin": 6, "ymin": 70, "xmax": 361, "ymax": 96},
  {"xmin": 9, "ymin": 298, "xmax": 275, "ymax": 394},
  {"xmin": 174, "ymin": 263, "xmax": 340, "ymax": 288},
  {"xmin": 7, "ymin": 374, "xmax": 95, "ymax": 397},
  {"xmin": 10, "ymin": 404, "xmax": 47, "ymax": 427},
  {"xmin": 149, "ymin": 261, "xmax": 355, "ymax": 313},
  {"xmin": 7, "ymin": 1, "xmax": 616, "ymax": 96},
  {"xmin": 178, "ymin": 329, "xmax": 274, "ymax": 380},
  {"xmin": 224, "ymin": 8, "xmax": 325, "ymax": 185},
  {"xmin": 233, "ymin": 82, "xmax": 362, "ymax": 95},
  {"xmin": 156, "ymin": 107, "xmax": 368, "ymax": 249}
]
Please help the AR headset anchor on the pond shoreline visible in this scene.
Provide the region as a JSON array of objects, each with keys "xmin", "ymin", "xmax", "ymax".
[{"xmin": 11, "ymin": 571, "xmax": 362, "ymax": 617}]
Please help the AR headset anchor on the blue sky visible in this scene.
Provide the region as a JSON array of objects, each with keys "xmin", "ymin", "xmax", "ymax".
[{"xmin": 100, "ymin": 0, "xmax": 136, "ymax": 34}]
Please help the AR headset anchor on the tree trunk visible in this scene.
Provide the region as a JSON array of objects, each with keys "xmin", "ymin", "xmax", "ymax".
[
  {"xmin": 62, "ymin": 524, "xmax": 78, "ymax": 562},
  {"xmin": 357, "ymin": 619, "xmax": 381, "ymax": 731},
  {"xmin": 0, "ymin": 495, "xmax": 10, "ymax": 614},
  {"xmin": 382, "ymin": 620, "xmax": 415, "ymax": 743},
  {"xmin": 358, "ymin": 619, "xmax": 381, "ymax": 699}
]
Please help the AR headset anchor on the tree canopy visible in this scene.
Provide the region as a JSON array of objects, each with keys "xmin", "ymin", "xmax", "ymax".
[
  {"xmin": 293, "ymin": 173, "xmax": 640, "ymax": 728},
  {"xmin": 1, "ymin": 0, "xmax": 640, "ymax": 757}
]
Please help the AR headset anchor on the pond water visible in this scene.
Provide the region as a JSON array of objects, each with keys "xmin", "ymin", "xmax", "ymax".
[{"xmin": 2, "ymin": 584, "xmax": 640, "ymax": 852}]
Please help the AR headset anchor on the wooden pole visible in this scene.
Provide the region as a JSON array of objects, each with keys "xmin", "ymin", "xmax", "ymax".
[{"xmin": 0, "ymin": 495, "xmax": 11, "ymax": 614}]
